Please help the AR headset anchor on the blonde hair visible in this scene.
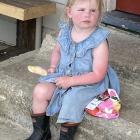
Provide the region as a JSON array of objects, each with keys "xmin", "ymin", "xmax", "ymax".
[{"xmin": 64, "ymin": 0, "xmax": 104, "ymax": 23}]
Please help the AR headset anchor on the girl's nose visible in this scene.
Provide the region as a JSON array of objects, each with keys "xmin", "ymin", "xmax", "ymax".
[{"xmin": 84, "ymin": 10, "xmax": 91, "ymax": 17}]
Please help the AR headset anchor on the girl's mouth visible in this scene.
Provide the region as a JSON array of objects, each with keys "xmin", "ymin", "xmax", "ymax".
[{"xmin": 82, "ymin": 20, "xmax": 90, "ymax": 23}]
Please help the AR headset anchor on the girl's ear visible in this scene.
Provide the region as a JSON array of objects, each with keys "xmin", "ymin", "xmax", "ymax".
[{"xmin": 66, "ymin": 7, "xmax": 72, "ymax": 18}]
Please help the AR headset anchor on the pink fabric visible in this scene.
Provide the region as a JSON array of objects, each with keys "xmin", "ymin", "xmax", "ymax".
[{"xmin": 85, "ymin": 89, "xmax": 121, "ymax": 119}]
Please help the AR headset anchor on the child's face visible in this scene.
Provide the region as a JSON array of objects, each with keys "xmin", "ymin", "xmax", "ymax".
[{"xmin": 67, "ymin": 0, "xmax": 100, "ymax": 30}]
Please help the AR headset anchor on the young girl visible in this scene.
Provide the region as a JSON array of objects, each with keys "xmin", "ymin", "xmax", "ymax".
[{"xmin": 26, "ymin": 0, "xmax": 120, "ymax": 140}]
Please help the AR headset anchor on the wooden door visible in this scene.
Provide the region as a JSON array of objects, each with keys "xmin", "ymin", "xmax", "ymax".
[{"xmin": 116, "ymin": 0, "xmax": 140, "ymax": 15}]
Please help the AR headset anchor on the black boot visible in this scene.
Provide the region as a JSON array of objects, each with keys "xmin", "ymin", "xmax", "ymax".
[
  {"xmin": 26, "ymin": 113, "xmax": 51, "ymax": 140},
  {"xmin": 59, "ymin": 124, "xmax": 78, "ymax": 140}
]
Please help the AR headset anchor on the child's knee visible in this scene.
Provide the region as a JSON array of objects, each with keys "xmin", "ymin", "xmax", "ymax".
[
  {"xmin": 32, "ymin": 82, "xmax": 55, "ymax": 102},
  {"xmin": 33, "ymin": 83, "xmax": 47, "ymax": 93},
  {"xmin": 33, "ymin": 83, "xmax": 48, "ymax": 101}
]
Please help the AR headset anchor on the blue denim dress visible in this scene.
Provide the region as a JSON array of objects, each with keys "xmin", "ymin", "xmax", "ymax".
[{"xmin": 39, "ymin": 22, "xmax": 120, "ymax": 123}]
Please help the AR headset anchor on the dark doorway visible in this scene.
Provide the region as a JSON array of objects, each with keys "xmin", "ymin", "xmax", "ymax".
[{"xmin": 116, "ymin": 0, "xmax": 140, "ymax": 15}]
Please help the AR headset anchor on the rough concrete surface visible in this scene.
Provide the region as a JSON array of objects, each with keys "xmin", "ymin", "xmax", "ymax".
[
  {"xmin": 0, "ymin": 27, "xmax": 140, "ymax": 140},
  {"xmin": 0, "ymin": 117, "xmax": 28, "ymax": 140},
  {"xmin": 108, "ymin": 26, "xmax": 140, "ymax": 86}
]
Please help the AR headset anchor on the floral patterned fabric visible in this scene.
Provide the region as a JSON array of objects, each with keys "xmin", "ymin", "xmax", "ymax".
[{"xmin": 85, "ymin": 89, "xmax": 121, "ymax": 119}]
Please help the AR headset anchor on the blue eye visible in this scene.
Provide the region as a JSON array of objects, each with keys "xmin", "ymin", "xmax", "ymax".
[
  {"xmin": 78, "ymin": 9, "xmax": 85, "ymax": 11},
  {"xmin": 91, "ymin": 9, "xmax": 96, "ymax": 12}
]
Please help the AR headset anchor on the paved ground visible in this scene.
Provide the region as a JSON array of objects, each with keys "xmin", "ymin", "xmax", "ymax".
[
  {"xmin": 0, "ymin": 117, "xmax": 28, "ymax": 140},
  {"xmin": 0, "ymin": 116, "xmax": 59, "ymax": 140}
]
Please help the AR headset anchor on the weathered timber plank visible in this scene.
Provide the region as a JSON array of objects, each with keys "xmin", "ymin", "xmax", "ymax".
[
  {"xmin": 0, "ymin": 1, "xmax": 56, "ymax": 20},
  {"xmin": 24, "ymin": 4, "xmax": 56, "ymax": 20},
  {"xmin": 0, "ymin": 0, "xmax": 33, "ymax": 9},
  {"xmin": 16, "ymin": 19, "xmax": 36, "ymax": 50},
  {"xmin": 0, "ymin": 0, "xmax": 54, "ymax": 8}
]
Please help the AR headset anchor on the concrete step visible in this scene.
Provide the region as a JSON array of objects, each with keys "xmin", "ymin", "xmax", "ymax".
[
  {"xmin": 107, "ymin": 27, "xmax": 140, "ymax": 86},
  {"xmin": 76, "ymin": 82, "xmax": 140, "ymax": 140},
  {"xmin": 0, "ymin": 117, "xmax": 28, "ymax": 140},
  {"xmin": 1, "ymin": 79, "xmax": 140, "ymax": 140},
  {"xmin": 0, "ymin": 29, "xmax": 140, "ymax": 139},
  {"xmin": 0, "ymin": 116, "xmax": 60, "ymax": 140}
]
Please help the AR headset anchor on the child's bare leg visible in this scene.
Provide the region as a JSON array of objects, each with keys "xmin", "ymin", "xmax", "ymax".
[
  {"xmin": 32, "ymin": 82, "xmax": 56, "ymax": 114},
  {"xmin": 26, "ymin": 82, "xmax": 56, "ymax": 140}
]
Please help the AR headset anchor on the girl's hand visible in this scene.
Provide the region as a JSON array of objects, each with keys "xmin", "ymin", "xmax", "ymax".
[
  {"xmin": 47, "ymin": 66, "xmax": 56, "ymax": 73},
  {"xmin": 55, "ymin": 76, "xmax": 72, "ymax": 89}
]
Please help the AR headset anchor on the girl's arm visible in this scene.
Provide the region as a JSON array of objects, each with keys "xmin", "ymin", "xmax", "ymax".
[
  {"xmin": 48, "ymin": 43, "xmax": 60, "ymax": 73},
  {"xmin": 70, "ymin": 40, "xmax": 109, "ymax": 86}
]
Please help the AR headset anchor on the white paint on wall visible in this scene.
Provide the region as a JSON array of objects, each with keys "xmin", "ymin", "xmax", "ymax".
[
  {"xmin": 103, "ymin": 0, "xmax": 116, "ymax": 11},
  {"xmin": 43, "ymin": 3, "xmax": 65, "ymax": 30},
  {"xmin": 0, "ymin": 15, "xmax": 16, "ymax": 46}
]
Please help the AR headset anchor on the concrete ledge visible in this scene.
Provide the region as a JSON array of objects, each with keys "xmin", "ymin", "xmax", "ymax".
[
  {"xmin": 0, "ymin": 30, "xmax": 140, "ymax": 139},
  {"xmin": 107, "ymin": 27, "xmax": 140, "ymax": 86}
]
